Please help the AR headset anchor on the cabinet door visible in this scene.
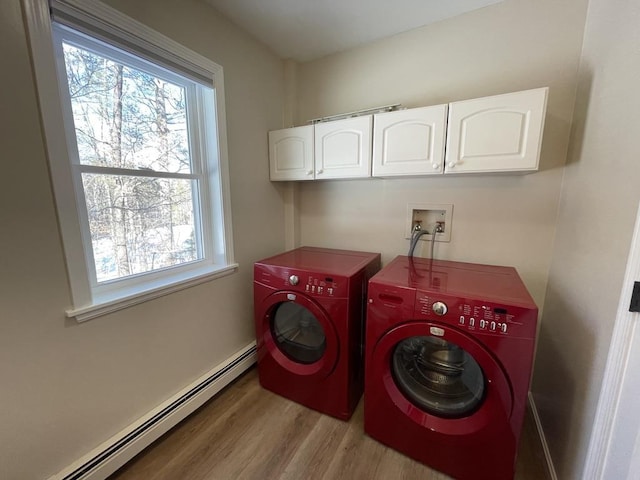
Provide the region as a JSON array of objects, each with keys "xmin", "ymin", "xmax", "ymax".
[
  {"xmin": 268, "ymin": 126, "xmax": 314, "ymax": 181},
  {"xmin": 372, "ymin": 105, "xmax": 447, "ymax": 177},
  {"xmin": 314, "ymin": 116, "xmax": 372, "ymax": 179},
  {"xmin": 444, "ymin": 87, "xmax": 548, "ymax": 174}
]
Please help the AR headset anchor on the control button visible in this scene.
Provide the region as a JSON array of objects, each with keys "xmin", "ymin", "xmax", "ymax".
[
  {"xmin": 469, "ymin": 317, "xmax": 475, "ymax": 327},
  {"xmin": 305, "ymin": 284, "xmax": 310, "ymax": 292},
  {"xmin": 432, "ymin": 301, "xmax": 448, "ymax": 316},
  {"xmin": 289, "ymin": 275, "xmax": 299, "ymax": 286},
  {"xmin": 459, "ymin": 316, "xmax": 465, "ymax": 325},
  {"xmin": 328, "ymin": 288, "xmax": 334, "ymax": 295},
  {"xmin": 480, "ymin": 319, "xmax": 486, "ymax": 329},
  {"xmin": 501, "ymin": 323, "xmax": 508, "ymax": 334},
  {"xmin": 490, "ymin": 321, "xmax": 496, "ymax": 331},
  {"xmin": 318, "ymin": 287, "xmax": 323, "ymax": 294}
]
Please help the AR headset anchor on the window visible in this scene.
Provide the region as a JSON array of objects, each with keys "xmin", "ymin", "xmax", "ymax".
[{"xmin": 24, "ymin": 0, "xmax": 236, "ymax": 321}]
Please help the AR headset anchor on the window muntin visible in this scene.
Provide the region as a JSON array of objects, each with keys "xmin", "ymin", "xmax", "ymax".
[
  {"xmin": 53, "ymin": 24, "xmax": 214, "ymax": 289},
  {"xmin": 18, "ymin": 0, "xmax": 237, "ymax": 320}
]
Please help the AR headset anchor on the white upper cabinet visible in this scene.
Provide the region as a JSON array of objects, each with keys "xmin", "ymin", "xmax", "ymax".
[
  {"xmin": 314, "ymin": 116, "xmax": 372, "ymax": 179},
  {"xmin": 268, "ymin": 87, "xmax": 548, "ymax": 181},
  {"xmin": 269, "ymin": 125, "xmax": 314, "ymax": 181},
  {"xmin": 372, "ymin": 105, "xmax": 448, "ymax": 177},
  {"xmin": 444, "ymin": 87, "xmax": 548, "ymax": 174}
]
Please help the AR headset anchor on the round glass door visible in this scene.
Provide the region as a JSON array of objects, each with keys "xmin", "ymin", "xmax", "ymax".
[
  {"xmin": 391, "ymin": 336, "xmax": 485, "ymax": 418},
  {"xmin": 271, "ymin": 301, "xmax": 327, "ymax": 364}
]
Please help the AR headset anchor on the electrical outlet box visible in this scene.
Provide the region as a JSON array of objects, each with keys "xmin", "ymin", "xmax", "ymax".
[{"xmin": 406, "ymin": 203, "xmax": 453, "ymax": 242}]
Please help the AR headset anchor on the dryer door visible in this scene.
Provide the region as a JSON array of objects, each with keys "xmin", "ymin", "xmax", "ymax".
[
  {"xmin": 373, "ymin": 322, "xmax": 513, "ymax": 435},
  {"xmin": 260, "ymin": 291, "xmax": 339, "ymax": 378}
]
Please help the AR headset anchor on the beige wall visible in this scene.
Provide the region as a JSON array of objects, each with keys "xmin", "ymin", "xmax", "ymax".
[
  {"xmin": 0, "ymin": 0, "xmax": 285, "ymax": 478},
  {"xmin": 294, "ymin": 0, "xmax": 596, "ymax": 477},
  {"xmin": 533, "ymin": 0, "xmax": 640, "ymax": 477},
  {"xmin": 293, "ymin": 0, "xmax": 640, "ymax": 477},
  {"xmin": 295, "ymin": 0, "xmax": 588, "ymax": 311}
]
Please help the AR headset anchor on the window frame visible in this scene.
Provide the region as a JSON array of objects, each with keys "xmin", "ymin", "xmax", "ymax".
[{"xmin": 23, "ymin": 0, "xmax": 236, "ymax": 321}]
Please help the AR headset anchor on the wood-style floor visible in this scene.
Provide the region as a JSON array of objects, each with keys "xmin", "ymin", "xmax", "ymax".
[{"xmin": 110, "ymin": 367, "xmax": 550, "ymax": 480}]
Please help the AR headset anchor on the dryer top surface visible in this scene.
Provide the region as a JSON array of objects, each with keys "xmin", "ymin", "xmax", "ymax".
[
  {"xmin": 371, "ymin": 256, "xmax": 536, "ymax": 308},
  {"xmin": 255, "ymin": 246, "xmax": 381, "ymax": 277}
]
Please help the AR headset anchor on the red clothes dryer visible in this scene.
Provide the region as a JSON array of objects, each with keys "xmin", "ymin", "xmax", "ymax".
[
  {"xmin": 254, "ymin": 246, "xmax": 380, "ymax": 420},
  {"xmin": 365, "ymin": 256, "xmax": 538, "ymax": 480}
]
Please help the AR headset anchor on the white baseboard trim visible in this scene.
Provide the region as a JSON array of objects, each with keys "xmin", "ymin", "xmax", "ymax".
[
  {"xmin": 528, "ymin": 392, "xmax": 558, "ymax": 480},
  {"xmin": 49, "ymin": 342, "xmax": 257, "ymax": 480}
]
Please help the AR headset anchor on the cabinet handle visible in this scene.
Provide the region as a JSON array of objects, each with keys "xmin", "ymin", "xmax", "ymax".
[
  {"xmin": 432, "ymin": 163, "xmax": 441, "ymax": 170},
  {"xmin": 447, "ymin": 161, "xmax": 457, "ymax": 169},
  {"xmin": 316, "ymin": 169, "xmax": 323, "ymax": 175},
  {"xmin": 306, "ymin": 170, "xmax": 313, "ymax": 176}
]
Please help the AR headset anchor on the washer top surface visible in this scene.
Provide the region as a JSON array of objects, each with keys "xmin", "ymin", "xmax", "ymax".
[
  {"xmin": 371, "ymin": 256, "xmax": 536, "ymax": 307},
  {"xmin": 256, "ymin": 246, "xmax": 380, "ymax": 277}
]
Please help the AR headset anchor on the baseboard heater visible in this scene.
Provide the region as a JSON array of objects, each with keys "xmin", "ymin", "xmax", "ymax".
[{"xmin": 54, "ymin": 343, "xmax": 257, "ymax": 480}]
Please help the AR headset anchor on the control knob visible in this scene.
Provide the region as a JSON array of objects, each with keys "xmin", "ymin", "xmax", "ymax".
[
  {"xmin": 289, "ymin": 275, "xmax": 299, "ymax": 286},
  {"xmin": 432, "ymin": 301, "xmax": 448, "ymax": 316}
]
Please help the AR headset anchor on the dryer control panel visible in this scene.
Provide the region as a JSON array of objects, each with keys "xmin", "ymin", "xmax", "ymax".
[
  {"xmin": 254, "ymin": 265, "xmax": 347, "ymax": 297},
  {"xmin": 302, "ymin": 274, "xmax": 339, "ymax": 297},
  {"xmin": 415, "ymin": 292, "xmax": 537, "ymax": 339},
  {"xmin": 282, "ymin": 268, "xmax": 347, "ymax": 298}
]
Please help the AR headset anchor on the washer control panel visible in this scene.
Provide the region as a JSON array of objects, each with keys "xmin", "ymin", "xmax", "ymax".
[
  {"xmin": 455, "ymin": 301, "xmax": 514, "ymax": 335},
  {"xmin": 457, "ymin": 314, "xmax": 509, "ymax": 334},
  {"xmin": 415, "ymin": 292, "xmax": 535, "ymax": 338}
]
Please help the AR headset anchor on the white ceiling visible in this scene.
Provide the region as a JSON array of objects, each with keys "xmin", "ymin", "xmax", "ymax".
[{"xmin": 206, "ymin": 0, "xmax": 503, "ymax": 62}]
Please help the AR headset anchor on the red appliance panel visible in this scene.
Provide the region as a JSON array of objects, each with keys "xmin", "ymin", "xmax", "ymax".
[
  {"xmin": 256, "ymin": 246, "xmax": 381, "ymax": 277},
  {"xmin": 364, "ymin": 255, "xmax": 538, "ymax": 480},
  {"xmin": 369, "ymin": 256, "xmax": 536, "ymax": 309},
  {"xmin": 255, "ymin": 247, "xmax": 381, "ymax": 420}
]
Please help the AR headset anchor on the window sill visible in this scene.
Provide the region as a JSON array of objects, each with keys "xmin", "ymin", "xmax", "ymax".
[{"xmin": 66, "ymin": 263, "xmax": 239, "ymax": 322}]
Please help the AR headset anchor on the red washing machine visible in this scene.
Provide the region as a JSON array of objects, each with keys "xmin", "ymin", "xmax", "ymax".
[
  {"xmin": 365, "ymin": 256, "xmax": 538, "ymax": 480},
  {"xmin": 254, "ymin": 246, "xmax": 380, "ymax": 420}
]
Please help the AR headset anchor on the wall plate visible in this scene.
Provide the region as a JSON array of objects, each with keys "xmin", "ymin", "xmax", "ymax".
[{"xmin": 406, "ymin": 203, "xmax": 453, "ymax": 242}]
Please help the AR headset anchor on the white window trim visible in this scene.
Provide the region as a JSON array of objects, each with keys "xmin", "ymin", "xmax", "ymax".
[{"xmin": 22, "ymin": 0, "xmax": 236, "ymax": 322}]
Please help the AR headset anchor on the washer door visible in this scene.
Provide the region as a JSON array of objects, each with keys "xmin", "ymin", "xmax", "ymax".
[
  {"xmin": 372, "ymin": 322, "xmax": 513, "ymax": 435},
  {"xmin": 260, "ymin": 291, "xmax": 339, "ymax": 378},
  {"xmin": 392, "ymin": 336, "xmax": 485, "ymax": 418}
]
